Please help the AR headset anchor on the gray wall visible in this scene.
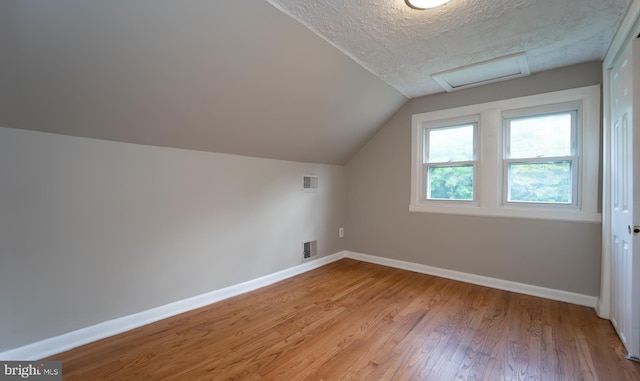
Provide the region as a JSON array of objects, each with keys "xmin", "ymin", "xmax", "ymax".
[
  {"xmin": 346, "ymin": 61, "xmax": 603, "ymax": 296},
  {"xmin": 0, "ymin": 127, "xmax": 346, "ymax": 351},
  {"xmin": 0, "ymin": 0, "xmax": 407, "ymax": 165}
]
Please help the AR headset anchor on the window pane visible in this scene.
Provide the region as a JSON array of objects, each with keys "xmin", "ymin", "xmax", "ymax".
[
  {"xmin": 428, "ymin": 124, "xmax": 474, "ymax": 162},
  {"xmin": 508, "ymin": 113, "xmax": 572, "ymax": 158},
  {"xmin": 508, "ymin": 161, "xmax": 572, "ymax": 203},
  {"xmin": 428, "ymin": 165, "xmax": 473, "ymax": 200}
]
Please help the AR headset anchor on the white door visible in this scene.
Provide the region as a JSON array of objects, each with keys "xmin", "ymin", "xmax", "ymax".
[{"xmin": 610, "ymin": 36, "xmax": 640, "ymax": 360}]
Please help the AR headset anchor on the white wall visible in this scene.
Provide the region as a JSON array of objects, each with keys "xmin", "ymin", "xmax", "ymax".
[{"xmin": 0, "ymin": 127, "xmax": 346, "ymax": 351}]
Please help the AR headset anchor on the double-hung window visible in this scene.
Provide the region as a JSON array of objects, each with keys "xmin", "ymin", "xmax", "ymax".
[
  {"xmin": 503, "ymin": 105, "xmax": 579, "ymax": 206},
  {"xmin": 424, "ymin": 121, "xmax": 477, "ymax": 202},
  {"xmin": 410, "ymin": 85, "xmax": 600, "ymax": 222}
]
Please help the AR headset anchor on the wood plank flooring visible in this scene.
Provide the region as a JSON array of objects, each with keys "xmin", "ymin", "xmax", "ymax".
[{"xmin": 46, "ymin": 259, "xmax": 640, "ymax": 380}]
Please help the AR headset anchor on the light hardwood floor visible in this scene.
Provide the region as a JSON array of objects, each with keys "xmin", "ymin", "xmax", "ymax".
[{"xmin": 47, "ymin": 259, "xmax": 640, "ymax": 380}]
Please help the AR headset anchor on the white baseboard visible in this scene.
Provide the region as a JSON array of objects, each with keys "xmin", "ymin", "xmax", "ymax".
[
  {"xmin": 345, "ymin": 251, "xmax": 598, "ymax": 308},
  {"xmin": 2, "ymin": 249, "xmax": 598, "ymax": 360},
  {"xmin": 0, "ymin": 251, "xmax": 347, "ymax": 361}
]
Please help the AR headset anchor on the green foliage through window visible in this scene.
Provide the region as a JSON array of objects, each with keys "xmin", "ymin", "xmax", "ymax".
[{"xmin": 428, "ymin": 166, "xmax": 473, "ymax": 200}]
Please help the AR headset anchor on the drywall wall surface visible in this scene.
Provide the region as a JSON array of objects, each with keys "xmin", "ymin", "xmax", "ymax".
[
  {"xmin": 0, "ymin": 0, "xmax": 406, "ymax": 165},
  {"xmin": 346, "ymin": 61, "xmax": 602, "ymax": 296},
  {"xmin": 0, "ymin": 127, "xmax": 346, "ymax": 351}
]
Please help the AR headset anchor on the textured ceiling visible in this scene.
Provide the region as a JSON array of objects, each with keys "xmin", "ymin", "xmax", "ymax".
[{"xmin": 268, "ymin": 0, "xmax": 631, "ymax": 98}]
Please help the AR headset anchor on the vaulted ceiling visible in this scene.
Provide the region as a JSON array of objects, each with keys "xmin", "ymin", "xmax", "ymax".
[
  {"xmin": 0, "ymin": 0, "xmax": 406, "ymax": 165},
  {"xmin": 0, "ymin": 0, "xmax": 631, "ymax": 164}
]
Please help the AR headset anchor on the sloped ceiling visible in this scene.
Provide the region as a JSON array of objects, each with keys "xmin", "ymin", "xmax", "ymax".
[
  {"xmin": 1, "ymin": 1, "xmax": 632, "ymax": 164},
  {"xmin": 0, "ymin": 0, "xmax": 407, "ymax": 165},
  {"xmin": 269, "ymin": 0, "xmax": 630, "ymax": 98}
]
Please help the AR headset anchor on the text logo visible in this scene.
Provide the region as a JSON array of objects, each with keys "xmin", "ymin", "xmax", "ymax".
[{"xmin": 0, "ymin": 362, "xmax": 61, "ymax": 380}]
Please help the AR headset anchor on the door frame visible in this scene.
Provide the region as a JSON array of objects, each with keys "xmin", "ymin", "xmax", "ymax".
[{"xmin": 600, "ymin": 0, "xmax": 640, "ymax": 319}]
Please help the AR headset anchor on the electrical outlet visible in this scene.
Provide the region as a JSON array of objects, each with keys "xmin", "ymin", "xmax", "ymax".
[{"xmin": 339, "ymin": 227, "xmax": 344, "ymax": 238}]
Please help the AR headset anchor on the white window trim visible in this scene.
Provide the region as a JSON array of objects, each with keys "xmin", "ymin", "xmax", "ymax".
[
  {"xmin": 423, "ymin": 116, "xmax": 479, "ymax": 205},
  {"xmin": 502, "ymin": 104, "xmax": 580, "ymax": 208},
  {"xmin": 410, "ymin": 85, "xmax": 601, "ymax": 223}
]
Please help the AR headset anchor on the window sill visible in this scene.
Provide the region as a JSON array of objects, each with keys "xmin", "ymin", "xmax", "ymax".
[{"xmin": 409, "ymin": 203, "xmax": 601, "ymax": 223}]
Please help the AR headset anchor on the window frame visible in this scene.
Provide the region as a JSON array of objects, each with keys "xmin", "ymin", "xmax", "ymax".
[
  {"xmin": 410, "ymin": 85, "xmax": 601, "ymax": 223},
  {"xmin": 422, "ymin": 117, "xmax": 479, "ymax": 205},
  {"xmin": 501, "ymin": 104, "xmax": 581, "ymax": 208}
]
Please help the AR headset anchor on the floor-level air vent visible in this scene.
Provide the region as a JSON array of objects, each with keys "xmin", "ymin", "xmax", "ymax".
[
  {"xmin": 303, "ymin": 175, "xmax": 318, "ymax": 192},
  {"xmin": 303, "ymin": 240, "xmax": 317, "ymax": 260}
]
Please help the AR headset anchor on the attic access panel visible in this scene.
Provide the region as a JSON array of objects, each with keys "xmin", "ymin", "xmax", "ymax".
[{"xmin": 432, "ymin": 53, "xmax": 530, "ymax": 92}]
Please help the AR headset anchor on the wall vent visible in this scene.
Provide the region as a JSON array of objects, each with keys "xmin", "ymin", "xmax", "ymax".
[
  {"xmin": 303, "ymin": 240, "xmax": 317, "ymax": 260},
  {"xmin": 303, "ymin": 175, "xmax": 318, "ymax": 192}
]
